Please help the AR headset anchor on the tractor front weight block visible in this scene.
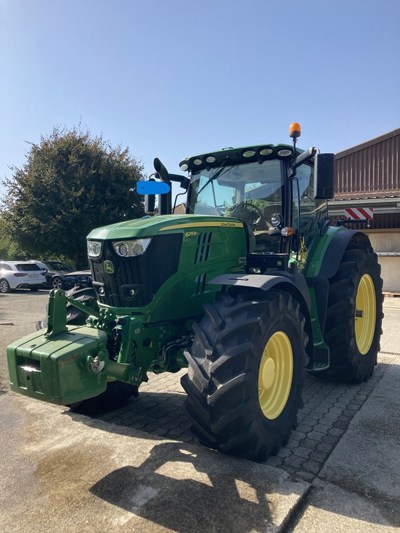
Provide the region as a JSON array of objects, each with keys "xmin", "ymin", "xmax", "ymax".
[{"xmin": 7, "ymin": 326, "xmax": 109, "ymax": 405}]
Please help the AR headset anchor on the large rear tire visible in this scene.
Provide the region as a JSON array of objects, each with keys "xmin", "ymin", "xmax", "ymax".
[
  {"xmin": 320, "ymin": 237, "xmax": 383, "ymax": 382},
  {"xmin": 181, "ymin": 290, "xmax": 307, "ymax": 461}
]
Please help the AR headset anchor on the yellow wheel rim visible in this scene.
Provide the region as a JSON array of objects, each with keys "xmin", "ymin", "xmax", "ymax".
[
  {"xmin": 258, "ymin": 331, "xmax": 293, "ymax": 420},
  {"xmin": 355, "ymin": 274, "xmax": 376, "ymax": 355}
]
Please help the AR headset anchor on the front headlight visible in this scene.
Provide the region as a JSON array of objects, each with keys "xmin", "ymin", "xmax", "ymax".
[
  {"xmin": 87, "ymin": 240, "xmax": 102, "ymax": 258},
  {"xmin": 112, "ymin": 238, "xmax": 151, "ymax": 257}
]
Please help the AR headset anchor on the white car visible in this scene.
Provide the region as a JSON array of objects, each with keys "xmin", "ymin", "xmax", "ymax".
[{"xmin": 0, "ymin": 261, "xmax": 47, "ymax": 293}]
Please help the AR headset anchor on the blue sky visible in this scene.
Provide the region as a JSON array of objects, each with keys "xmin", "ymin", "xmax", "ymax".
[{"xmin": 1, "ymin": 0, "xmax": 399, "ymax": 199}]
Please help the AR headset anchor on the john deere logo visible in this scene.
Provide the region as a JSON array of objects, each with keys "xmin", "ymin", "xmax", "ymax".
[{"xmin": 103, "ymin": 260, "xmax": 114, "ymax": 274}]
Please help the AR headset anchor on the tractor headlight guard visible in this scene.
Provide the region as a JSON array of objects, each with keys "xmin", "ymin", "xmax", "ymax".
[
  {"xmin": 87, "ymin": 240, "xmax": 102, "ymax": 258},
  {"xmin": 112, "ymin": 238, "xmax": 151, "ymax": 257}
]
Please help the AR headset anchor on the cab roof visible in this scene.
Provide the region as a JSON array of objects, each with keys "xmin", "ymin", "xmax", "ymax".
[{"xmin": 179, "ymin": 143, "xmax": 300, "ymax": 173}]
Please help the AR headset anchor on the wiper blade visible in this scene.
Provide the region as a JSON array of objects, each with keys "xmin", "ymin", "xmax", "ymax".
[{"xmin": 196, "ymin": 162, "xmax": 231, "ymax": 197}]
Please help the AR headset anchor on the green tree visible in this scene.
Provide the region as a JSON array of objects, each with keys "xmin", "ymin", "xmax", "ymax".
[
  {"xmin": 1, "ymin": 127, "xmax": 144, "ymax": 268},
  {"xmin": 0, "ymin": 216, "xmax": 25, "ymax": 259}
]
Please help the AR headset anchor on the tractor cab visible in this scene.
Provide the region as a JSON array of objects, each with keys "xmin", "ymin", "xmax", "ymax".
[
  {"xmin": 146, "ymin": 123, "xmax": 335, "ymax": 275},
  {"xmin": 184, "ymin": 144, "xmax": 314, "ymax": 271}
]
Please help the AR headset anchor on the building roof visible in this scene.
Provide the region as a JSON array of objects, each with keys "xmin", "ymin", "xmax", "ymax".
[
  {"xmin": 330, "ymin": 128, "xmax": 400, "ymax": 221},
  {"xmin": 335, "ymin": 128, "xmax": 400, "ymax": 159},
  {"xmin": 334, "ymin": 127, "xmax": 399, "ymax": 201}
]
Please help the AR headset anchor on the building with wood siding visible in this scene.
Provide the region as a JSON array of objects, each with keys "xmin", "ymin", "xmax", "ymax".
[{"xmin": 329, "ymin": 128, "xmax": 400, "ymax": 292}]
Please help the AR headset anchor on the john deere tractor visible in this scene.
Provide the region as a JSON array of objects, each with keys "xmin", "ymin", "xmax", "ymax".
[{"xmin": 7, "ymin": 124, "xmax": 383, "ymax": 460}]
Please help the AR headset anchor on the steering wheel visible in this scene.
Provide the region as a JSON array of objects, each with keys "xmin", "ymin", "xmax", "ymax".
[{"xmin": 229, "ymin": 202, "xmax": 269, "ymax": 229}]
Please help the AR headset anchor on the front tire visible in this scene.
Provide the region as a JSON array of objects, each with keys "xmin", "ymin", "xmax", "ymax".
[
  {"xmin": 321, "ymin": 236, "xmax": 383, "ymax": 382},
  {"xmin": 68, "ymin": 381, "xmax": 139, "ymax": 414},
  {"xmin": 65, "ymin": 286, "xmax": 98, "ymax": 324},
  {"xmin": 36, "ymin": 286, "xmax": 98, "ymax": 330},
  {"xmin": 181, "ymin": 290, "xmax": 307, "ymax": 461}
]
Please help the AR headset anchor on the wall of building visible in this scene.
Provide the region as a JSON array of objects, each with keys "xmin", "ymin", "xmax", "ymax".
[
  {"xmin": 366, "ymin": 231, "xmax": 400, "ymax": 293},
  {"xmin": 332, "ymin": 128, "xmax": 400, "ymax": 293}
]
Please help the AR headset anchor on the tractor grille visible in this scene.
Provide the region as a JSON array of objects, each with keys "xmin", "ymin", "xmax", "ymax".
[
  {"xmin": 89, "ymin": 234, "xmax": 183, "ymax": 307},
  {"xmin": 194, "ymin": 272, "xmax": 207, "ymax": 295},
  {"xmin": 194, "ymin": 232, "xmax": 212, "ymax": 264}
]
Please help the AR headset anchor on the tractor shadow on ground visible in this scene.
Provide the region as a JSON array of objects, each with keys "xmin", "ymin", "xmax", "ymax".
[
  {"xmin": 89, "ymin": 441, "xmax": 298, "ymax": 533},
  {"xmin": 63, "ymin": 388, "xmax": 196, "ymax": 444}
]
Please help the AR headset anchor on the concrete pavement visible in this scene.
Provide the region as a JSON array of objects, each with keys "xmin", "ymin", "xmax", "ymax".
[
  {"xmin": 0, "ymin": 392, "xmax": 309, "ymax": 533},
  {"xmin": 289, "ymin": 297, "xmax": 400, "ymax": 531},
  {"xmin": 289, "ymin": 357, "xmax": 400, "ymax": 531}
]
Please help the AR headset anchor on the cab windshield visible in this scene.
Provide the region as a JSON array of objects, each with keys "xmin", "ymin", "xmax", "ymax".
[{"xmin": 188, "ymin": 159, "xmax": 283, "ymax": 230}]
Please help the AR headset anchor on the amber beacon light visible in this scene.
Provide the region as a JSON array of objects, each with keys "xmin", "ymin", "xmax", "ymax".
[{"xmin": 289, "ymin": 122, "xmax": 301, "ymax": 140}]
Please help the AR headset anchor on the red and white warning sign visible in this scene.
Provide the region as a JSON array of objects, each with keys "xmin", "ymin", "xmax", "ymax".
[{"xmin": 344, "ymin": 207, "xmax": 374, "ymax": 221}]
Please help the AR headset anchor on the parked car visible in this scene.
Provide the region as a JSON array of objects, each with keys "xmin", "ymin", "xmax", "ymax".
[
  {"xmin": 0, "ymin": 261, "xmax": 47, "ymax": 293},
  {"xmin": 51, "ymin": 270, "xmax": 92, "ymax": 290},
  {"xmin": 33, "ymin": 260, "xmax": 74, "ymax": 289}
]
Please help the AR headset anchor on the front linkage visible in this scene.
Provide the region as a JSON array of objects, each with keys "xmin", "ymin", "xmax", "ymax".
[{"xmin": 7, "ymin": 289, "xmax": 187, "ymax": 406}]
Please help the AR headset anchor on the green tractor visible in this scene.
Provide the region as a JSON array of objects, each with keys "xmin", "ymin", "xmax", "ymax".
[{"xmin": 7, "ymin": 124, "xmax": 383, "ymax": 460}]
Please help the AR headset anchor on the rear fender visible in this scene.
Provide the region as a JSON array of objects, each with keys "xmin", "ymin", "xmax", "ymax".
[{"xmin": 318, "ymin": 230, "xmax": 370, "ymax": 280}]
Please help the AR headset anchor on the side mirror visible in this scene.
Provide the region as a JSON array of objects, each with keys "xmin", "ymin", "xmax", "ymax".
[
  {"xmin": 154, "ymin": 157, "xmax": 190, "ymax": 190},
  {"xmin": 154, "ymin": 157, "xmax": 169, "ymax": 181},
  {"xmin": 314, "ymin": 153, "xmax": 335, "ymax": 199}
]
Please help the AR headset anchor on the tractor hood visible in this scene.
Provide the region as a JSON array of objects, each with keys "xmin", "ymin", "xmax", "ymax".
[{"xmin": 87, "ymin": 214, "xmax": 244, "ymax": 241}]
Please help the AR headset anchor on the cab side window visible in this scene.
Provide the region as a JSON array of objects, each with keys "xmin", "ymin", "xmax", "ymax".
[{"xmin": 293, "ymin": 164, "xmax": 327, "ymax": 248}]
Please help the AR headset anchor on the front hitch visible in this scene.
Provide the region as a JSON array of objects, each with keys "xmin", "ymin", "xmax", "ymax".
[
  {"xmin": 45, "ymin": 289, "xmax": 68, "ymax": 338},
  {"xmin": 45, "ymin": 289, "xmax": 101, "ymax": 338}
]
